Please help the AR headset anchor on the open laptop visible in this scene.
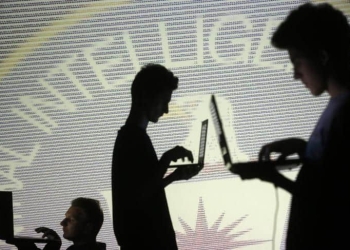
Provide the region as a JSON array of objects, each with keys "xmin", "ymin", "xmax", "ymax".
[
  {"xmin": 210, "ymin": 95, "xmax": 300, "ymax": 178},
  {"xmin": 0, "ymin": 191, "xmax": 59, "ymax": 244},
  {"xmin": 169, "ymin": 119, "xmax": 208, "ymax": 168}
]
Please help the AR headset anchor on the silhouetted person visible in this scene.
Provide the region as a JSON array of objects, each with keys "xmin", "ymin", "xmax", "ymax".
[
  {"xmin": 245, "ymin": 3, "xmax": 350, "ymax": 249},
  {"xmin": 112, "ymin": 64, "xmax": 201, "ymax": 250},
  {"xmin": 13, "ymin": 197, "xmax": 105, "ymax": 250}
]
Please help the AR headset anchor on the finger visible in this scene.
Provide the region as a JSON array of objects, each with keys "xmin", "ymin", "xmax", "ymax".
[
  {"xmin": 42, "ymin": 229, "xmax": 54, "ymax": 238},
  {"xmin": 188, "ymin": 150, "xmax": 194, "ymax": 163},
  {"xmin": 259, "ymin": 146, "xmax": 268, "ymax": 162},
  {"xmin": 265, "ymin": 146, "xmax": 272, "ymax": 161},
  {"xmin": 35, "ymin": 227, "xmax": 49, "ymax": 233},
  {"xmin": 258, "ymin": 145, "xmax": 266, "ymax": 162},
  {"xmin": 44, "ymin": 230, "xmax": 59, "ymax": 239},
  {"xmin": 42, "ymin": 231, "xmax": 50, "ymax": 238},
  {"xmin": 178, "ymin": 146, "xmax": 193, "ymax": 161}
]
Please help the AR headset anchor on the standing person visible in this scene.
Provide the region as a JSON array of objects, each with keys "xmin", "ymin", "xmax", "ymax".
[
  {"xmin": 244, "ymin": 3, "xmax": 350, "ymax": 249},
  {"xmin": 112, "ymin": 64, "xmax": 201, "ymax": 250}
]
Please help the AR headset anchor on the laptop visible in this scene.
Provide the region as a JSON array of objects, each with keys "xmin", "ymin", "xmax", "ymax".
[
  {"xmin": 0, "ymin": 191, "xmax": 59, "ymax": 244},
  {"xmin": 210, "ymin": 95, "xmax": 300, "ymax": 178},
  {"xmin": 169, "ymin": 119, "xmax": 208, "ymax": 168}
]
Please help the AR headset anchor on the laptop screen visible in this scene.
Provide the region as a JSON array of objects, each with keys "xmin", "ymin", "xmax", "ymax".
[
  {"xmin": 210, "ymin": 94, "xmax": 301, "ymax": 175},
  {"xmin": 168, "ymin": 119, "xmax": 208, "ymax": 168},
  {"xmin": 198, "ymin": 119, "xmax": 208, "ymax": 166},
  {"xmin": 210, "ymin": 95, "xmax": 233, "ymax": 170},
  {"xmin": 0, "ymin": 191, "xmax": 58, "ymax": 244},
  {"xmin": 0, "ymin": 191, "xmax": 14, "ymax": 240}
]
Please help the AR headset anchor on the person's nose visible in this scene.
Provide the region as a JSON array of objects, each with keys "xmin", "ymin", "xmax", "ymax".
[
  {"xmin": 60, "ymin": 218, "xmax": 66, "ymax": 226},
  {"xmin": 293, "ymin": 68, "xmax": 301, "ymax": 80}
]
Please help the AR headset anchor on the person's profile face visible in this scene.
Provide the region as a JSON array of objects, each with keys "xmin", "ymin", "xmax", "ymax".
[
  {"xmin": 146, "ymin": 89, "xmax": 173, "ymax": 123},
  {"xmin": 288, "ymin": 48, "xmax": 327, "ymax": 96},
  {"xmin": 60, "ymin": 206, "xmax": 88, "ymax": 241}
]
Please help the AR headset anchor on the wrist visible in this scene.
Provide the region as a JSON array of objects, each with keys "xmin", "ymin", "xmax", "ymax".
[
  {"xmin": 272, "ymin": 172, "xmax": 295, "ymax": 193},
  {"xmin": 163, "ymin": 172, "xmax": 176, "ymax": 187},
  {"xmin": 159, "ymin": 155, "xmax": 169, "ymax": 168}
]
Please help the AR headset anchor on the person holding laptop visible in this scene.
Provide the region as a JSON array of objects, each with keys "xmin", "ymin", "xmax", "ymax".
[
  {"xmin": 246, "ymin": 3, "xmax": 350, "ymax": 249},
  {"xmin": 112, "ymin": 63, "xmax": 201, "ymax": 250}
]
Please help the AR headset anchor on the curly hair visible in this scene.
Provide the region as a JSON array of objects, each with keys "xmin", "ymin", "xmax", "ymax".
[
  {"xmin": 272, "ymin": 3, "xmax": 350, "ymax": 85},
  {"xmin": 131, "ymin": 63, "xmax": 178, "ymax": 104}
]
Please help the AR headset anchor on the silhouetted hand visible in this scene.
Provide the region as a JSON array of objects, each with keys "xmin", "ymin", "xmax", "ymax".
[
  {"xmin": 171, "ymin": 165, "xmax": 201, "ymax": 181},
  {"xmin": 35, "ymin": 227, "xmax": 62, "ymax": 250},
  {"xmin": 258, "ymin": 138, "xmax": 306, "ymax": 162},
  {"xmin": 230, "ymin": 161, "xmax": 280, "ymax": 183},
  {"xmin": 254, "ymin": 163, "xmax": 280, "ymax": 183},
  {"xmin": 160, "ymin": 146, "xmax": 194, "ymax": 169}
]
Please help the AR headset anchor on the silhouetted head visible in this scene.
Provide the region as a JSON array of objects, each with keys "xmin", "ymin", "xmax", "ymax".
[
  {"xmin": 272, "ymin": 3, "xmax": 350, "ymax": 95},
  {"xmin": 131, "ymin": 64, "xmax": 178, "ymax": 122},
  {"xmin": 60, "ymin": 197, "xmax": 104, "ymax": 243}
]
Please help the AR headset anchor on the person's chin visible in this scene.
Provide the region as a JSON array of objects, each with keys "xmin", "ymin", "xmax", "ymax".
[
  {"xmin": 62, "ymin": 233, "xmax": 70, "ymax": 240},
  {"xmin": 151, "ymin": 116, "xmax": 161, "ymax": 123},
  {"xmin": 311, "ymin": 89, "xmax": 324, "ymax": 96}
]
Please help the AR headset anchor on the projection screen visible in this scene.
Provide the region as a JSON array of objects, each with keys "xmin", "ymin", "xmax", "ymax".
[{"xmin": 2, "ymin": 0, "xmax": 349, "ymax": 249}]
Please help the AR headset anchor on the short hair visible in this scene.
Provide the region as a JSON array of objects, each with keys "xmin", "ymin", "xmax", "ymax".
[
  {"xmin": 272, "ymin": 3, "xmax": 350, "ymax": 83},
  {"xmin": 71, "ymin": 197, "xmax": 104, "ymax": 236},
  {"xmin": 131, "ymin": 64, "xmax": 178, "ymax": 104}
]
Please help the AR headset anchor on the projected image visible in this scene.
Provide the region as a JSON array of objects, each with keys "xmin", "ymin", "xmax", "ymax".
[{"xmin": 1, "ymin": 1, "xmax": 332, "ymax": 249}]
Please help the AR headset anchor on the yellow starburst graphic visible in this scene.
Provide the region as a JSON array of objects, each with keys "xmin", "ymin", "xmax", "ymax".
[{"xmin": 176, "ymin": 197, "xmax": 269, "ymax": 249}]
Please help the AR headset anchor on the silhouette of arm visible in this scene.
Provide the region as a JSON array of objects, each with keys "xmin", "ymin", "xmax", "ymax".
[
  {"xmin": 160, "ymin": 146, "xmax": 201, "ymax": 187},
  {"xmin": 247, "ymin": 137, "xmax": 306, "ymax": 193},
  {"xmin": 271, "ymin": 171, "xmax": 296, "ymax": 194},
  {"xmin": 258, "ymin": 138, "xmax": 306, "ymax": 162},
  {"xmin": 35, "ymin": 227, "xmax": 61, "ymax": 250}
]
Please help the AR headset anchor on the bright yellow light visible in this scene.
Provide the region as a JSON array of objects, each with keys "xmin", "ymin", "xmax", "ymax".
[{"xmin": 0, "ymin": 0, "xmax": 129, "ymax": 81}]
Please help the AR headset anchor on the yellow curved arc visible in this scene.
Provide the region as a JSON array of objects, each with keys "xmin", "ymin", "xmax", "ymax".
[{"xmin": 0, "ymin": 0, "xmax": 129, "ymax": 81}]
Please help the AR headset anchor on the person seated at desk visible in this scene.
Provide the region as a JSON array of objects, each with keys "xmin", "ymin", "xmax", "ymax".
[{"xmin": 14, "ymin": 197, "xmax": 104, "ymax": 250}]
